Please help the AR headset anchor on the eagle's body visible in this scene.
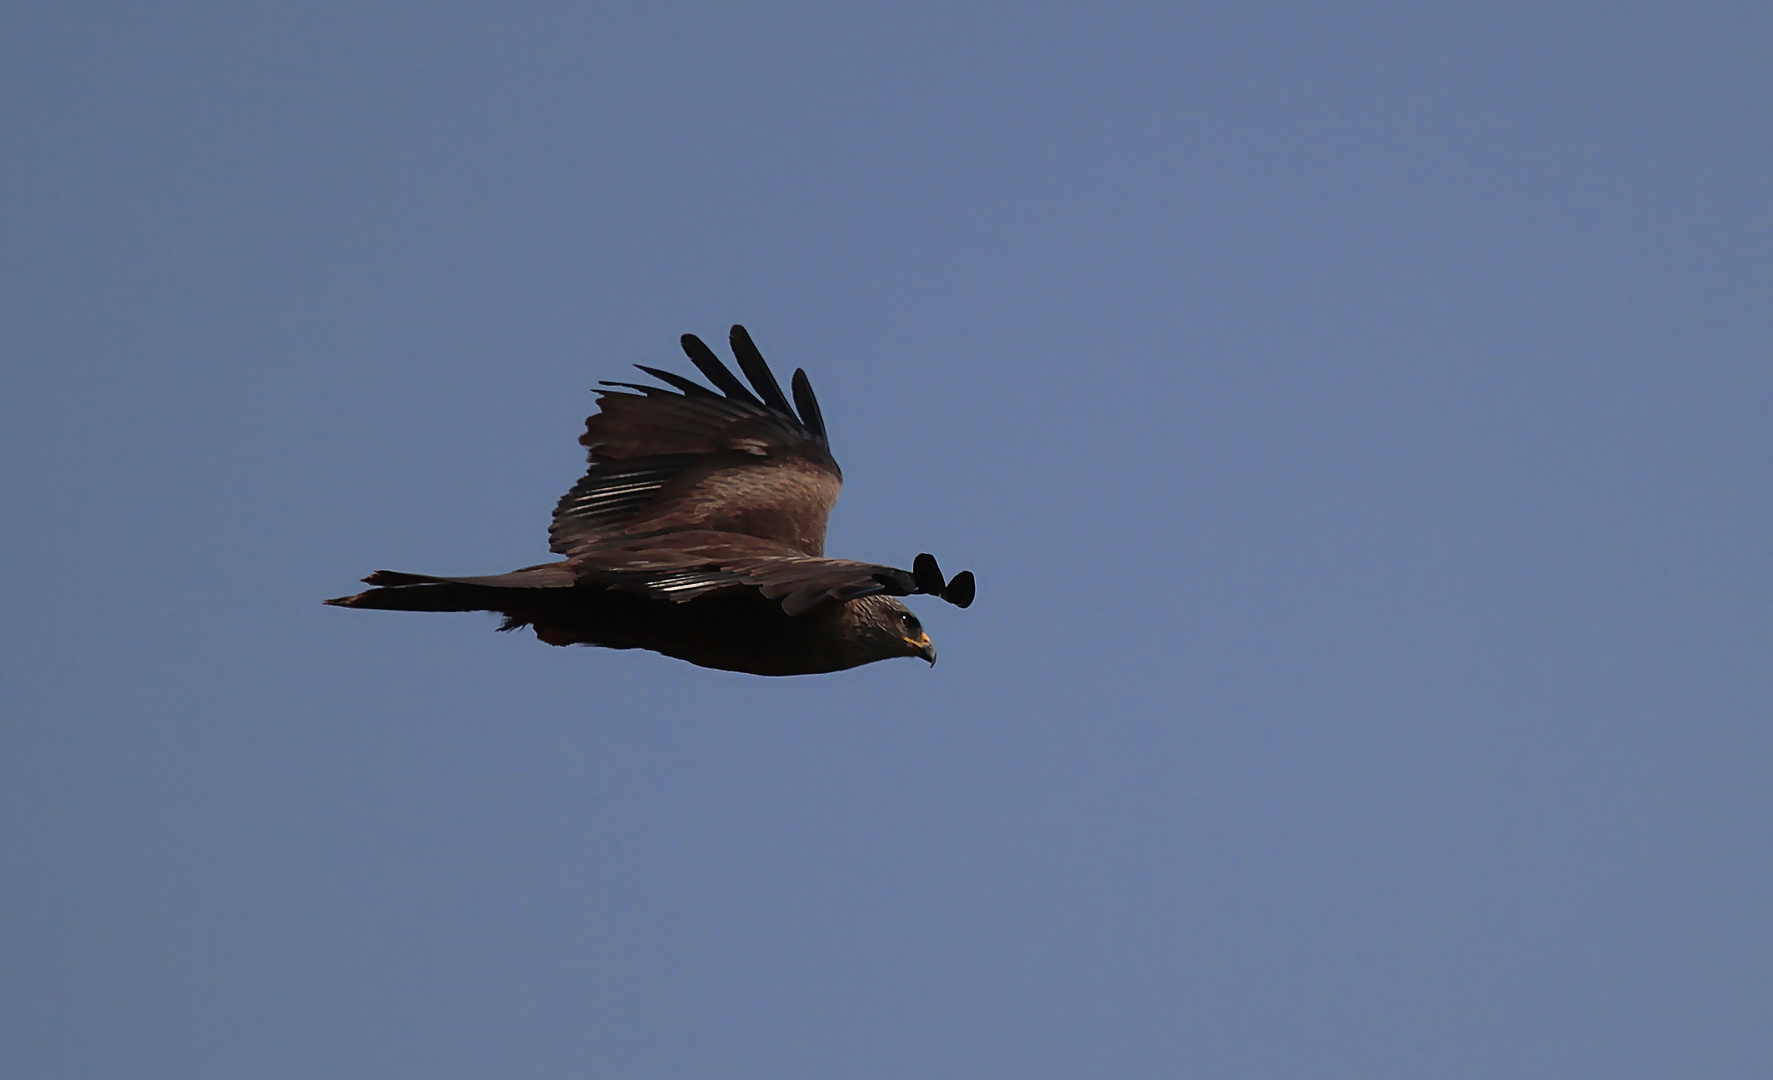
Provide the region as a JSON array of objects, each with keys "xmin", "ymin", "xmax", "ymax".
[{"xmin": 327, "ymin": 326, "xmax": 972, "ymax": 675}]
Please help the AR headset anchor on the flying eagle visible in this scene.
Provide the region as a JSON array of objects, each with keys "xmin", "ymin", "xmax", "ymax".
[{"xmin": 326, "ymin": 325, "xmax": 973, "ymax": 675}]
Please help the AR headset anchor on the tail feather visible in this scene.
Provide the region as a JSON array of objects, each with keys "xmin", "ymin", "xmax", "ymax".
[
  {"xmin": 325, "ymin": 581, "xmax": 501, "ymax": 613},
  {"xmin": 324, "ymin": 563, "xmax": 576, "ymax": 613},
  {"xmin": 361, "ymin": 569, "xmax": 445, "ymax": 588}
]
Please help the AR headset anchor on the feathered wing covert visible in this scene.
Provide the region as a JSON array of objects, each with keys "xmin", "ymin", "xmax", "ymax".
[
  {"xmin": 327, "ymin": 325, "xmax": 972, "ymax": 674},
  {"xmin": 549, "ymin": 325, "xmax": 842, "ymax": 559}
]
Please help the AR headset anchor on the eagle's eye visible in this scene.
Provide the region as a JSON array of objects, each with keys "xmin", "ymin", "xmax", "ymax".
[{"xmin": 901, "ymin": 613, "xmax": 921, "ymax": 632}]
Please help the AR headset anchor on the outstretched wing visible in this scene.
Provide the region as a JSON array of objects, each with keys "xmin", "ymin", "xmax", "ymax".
[
  {"xmin": 549, "ymin": 325, "xmax": 842, "ymax": 559},
  {"xmin": 565, "ymin": 531, "xmax": 975, "ymax": 616},
  {"xmin": 326, "ymin": 536, "xmax": 974, "ymax": 619}
]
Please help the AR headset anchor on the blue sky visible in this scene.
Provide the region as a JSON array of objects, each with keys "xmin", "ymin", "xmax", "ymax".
[{"xmin": 4, "ymin": 3, "xmax": 1770, "ymax": 1077}]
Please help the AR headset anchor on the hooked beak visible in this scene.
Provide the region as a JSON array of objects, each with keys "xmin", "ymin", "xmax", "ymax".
[{"xmin": 905, "ymin": 633, "xmax": 937, "ymax": 666}]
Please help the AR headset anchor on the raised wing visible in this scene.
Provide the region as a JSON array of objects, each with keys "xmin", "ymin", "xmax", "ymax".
[{"xmin": 550, "ymin": 326, "xmax": 841, "ymax": 558}]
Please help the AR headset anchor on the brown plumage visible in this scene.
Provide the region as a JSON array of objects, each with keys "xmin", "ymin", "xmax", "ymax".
[{"xmin": 326, "ymin": 325, "xmax": 973, "ymax": 675}]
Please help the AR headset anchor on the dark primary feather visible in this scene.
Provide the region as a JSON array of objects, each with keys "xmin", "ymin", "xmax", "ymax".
[
  {"xmin": 680, "ymin": 333, "xmax": 761, "ymax": 405},
  {"xmin": 913, "ymin": 553, "xmax": 946, "ymax": 596},
  {"xmin": 634, "ymin": 364, "xmax": 718, "ymax": 398},
  {"xmin": 943, "ymin": 570, "xmax": 976, "ymax": 608},
  {"xmin": 790, "ymin": 368, "xmax": 827, "ymax": 444},
  {"xmin": 729, "ymin": 324, "xmax": 795, "ymax": 415}
]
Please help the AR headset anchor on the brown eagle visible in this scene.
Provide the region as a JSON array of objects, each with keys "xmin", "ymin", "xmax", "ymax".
[{"xmin": 326, "ymin": 325, "xmax": 973, "ymax": 675}]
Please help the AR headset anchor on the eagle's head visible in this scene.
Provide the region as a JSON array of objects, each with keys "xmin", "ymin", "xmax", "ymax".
[{"xmin": 843, "ymin": 594, "xmax": 938, "ymax": 666}]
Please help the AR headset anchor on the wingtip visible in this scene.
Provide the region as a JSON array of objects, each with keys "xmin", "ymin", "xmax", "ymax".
[
  {"xmin": 790, "ymin": 367, "xmax": 828, "ymax": 443},
  {"xmin": 912, "ymin": 554, "xmax": 974, "ymax": 606},
  {"xmin": 728, "ymin": 324, "xmax": 794, "ymax": 414},
  {"xmin": 680, "ymin": 332, "xmax": 761, "ymax": 404},
  {"xmin": 912, "ymin": 553, "xmax": 945, "ymax": 595}
]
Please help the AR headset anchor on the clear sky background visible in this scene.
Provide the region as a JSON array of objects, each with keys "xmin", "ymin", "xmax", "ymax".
[{"xmin": 4, "ymin": 3, "xmax": 1769, "ymax": 1077}]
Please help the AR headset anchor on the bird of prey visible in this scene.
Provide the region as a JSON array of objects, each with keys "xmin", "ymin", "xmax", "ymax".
[{"xmin": 326, "ymin": 325, "xmax": 973, "ymax": 675}]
